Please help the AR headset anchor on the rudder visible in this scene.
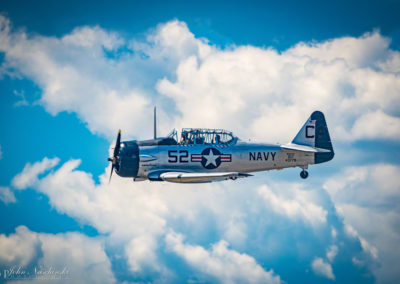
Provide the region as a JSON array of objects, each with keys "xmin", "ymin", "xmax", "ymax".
[{"xmin": 311, "ymin": 111, "xmax": 334, "ymax": 164}]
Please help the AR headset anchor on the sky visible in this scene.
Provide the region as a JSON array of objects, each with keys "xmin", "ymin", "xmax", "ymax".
[{"xmin": 0, "ymin": 0, "xmax": 400, "ymax": 283}]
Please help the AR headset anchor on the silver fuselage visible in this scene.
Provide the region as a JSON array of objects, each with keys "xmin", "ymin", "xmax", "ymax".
[{"xmin": 134, "ymin": 140, "xmax": 313, "ymax": 179}]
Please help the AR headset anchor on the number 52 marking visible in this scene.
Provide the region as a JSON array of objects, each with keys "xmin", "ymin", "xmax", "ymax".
[{"xmin": 168, "ymin": 150, "xmax": 189, "ymax": 163}]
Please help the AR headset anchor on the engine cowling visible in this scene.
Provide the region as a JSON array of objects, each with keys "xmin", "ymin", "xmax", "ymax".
[{"xmin": 116, "ymin": 141, "xmax": 139, "ymax": 178}]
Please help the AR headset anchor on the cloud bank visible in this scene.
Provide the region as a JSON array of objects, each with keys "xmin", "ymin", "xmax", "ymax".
[
  {"xmin": 5, "ymin": 156, "xmax": 383, "ymax": 283},
  {"xmin": 166, "ymin": 231, "xmax": 281, "ymax": 284},
  {"xmin": 1, "ymin": 16, "xmax": 399, "ymax": 142},
  {"xmin": 1, "ymin": 15, "xmax": 400, "ymax": 283},
  {"xmin": 324, "ymin": 164, "xmax": 400, "ymax": 283},
  {"xmin": 0, "ymin": 226, "xmax": 115, "ymax": 283}
]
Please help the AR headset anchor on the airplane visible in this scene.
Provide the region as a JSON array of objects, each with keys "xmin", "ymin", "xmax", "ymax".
[{"xmin": 108, "ymin": 108, "xmax": 334, "ymax": 183}]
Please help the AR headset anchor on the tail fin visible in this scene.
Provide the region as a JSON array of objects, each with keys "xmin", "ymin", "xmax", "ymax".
[{"xmin": 292, "ymin": 111, "xmax": 334, "ymax": 164}]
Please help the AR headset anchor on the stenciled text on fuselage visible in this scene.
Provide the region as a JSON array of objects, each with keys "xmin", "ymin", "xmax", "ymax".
[{"xmin": 249, "ymin": 152, "xmax": 276, "ymax": 161}]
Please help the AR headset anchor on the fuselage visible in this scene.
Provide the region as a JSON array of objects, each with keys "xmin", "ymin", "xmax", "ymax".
[{"xmin": 117, "ymin": 139, "xmax": 314, "ymax": 180}]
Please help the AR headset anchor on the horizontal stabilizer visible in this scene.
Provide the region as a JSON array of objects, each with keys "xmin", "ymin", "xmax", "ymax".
[
  {"xmin": 157, "ymin": 171, "xmax": 252, "ymax": 183},
  {"xmin": 282, "ymin": 143, "xmax": 331, "ymax": 153}
]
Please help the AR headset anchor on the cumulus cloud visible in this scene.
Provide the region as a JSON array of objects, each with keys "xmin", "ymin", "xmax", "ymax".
[
  {"xmin": 324, "ymin": 164, "xmax": 400, "ymax": 210},
  {"xmin": 125, "ymin": 235, "xmax": 171, "ymax": 277},
  {"xmin": 351, "ymin": 110, "xmax": 400, "ymax": 141},
  {"xmin": 157, "ymin": 32, "xmax": 400, "ymax": 142},
  {"xmin": 310, "ymin": 239, "xmax": 338, "ymax": 280},
  {"xmin": 0, "ymin": 226, "xmax": 115, "ymax": 283},
  {"xmin": 286, "ymin": 31, "xmax": 391, "ymax": 69},
  {"xmin": 344, "ymin": 224, "xmax": 378, "ymax": 260},
  {"xmin": 0, "ymin": 226, "xmax": 40, "ymax": 267},
  {"xmin": 0, "ymin": 186, "xmax": 16, "ymax": 204},
  {"xmin": 1, "ymin": 15, "xmax": 400, "ymax": 141},
  {"xmin": 258, "ymin": 184, "xmax": 327, "ymax": 226},
  {"xmin": 166, "ymin": 230, "xmax": 281, "ymax": 284},
  {"xmin": 9, "ymin": 157, "xmax": 350, "ymax": 282},
  {"xmin": 37, "ymin": 230, "xmax": 115, "ymax": 283},
  {"xmin": 0, "ymin": 16, "xmax": 210, "ymax": 140},
  {"xmin": 11, "ymin": 157, "xmax": 60, "ymax": 190},
  {"xmin": 311, "ymin": 257, "xmax": 335, "ymax": 280},
  {"xmin": 326, "ymin": 245, "xmax": 338, "ymax": 262},
  {"xmin": 324, "ymin": 164, "xmax": 400, "ymax": 283},
  {"xmin": 310, "ymin": 238, "xmax": 338, "ymax": 279}
]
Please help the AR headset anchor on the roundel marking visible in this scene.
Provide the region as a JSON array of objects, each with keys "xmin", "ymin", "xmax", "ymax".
[{"xmin": 201, "ymin": 148, "xmax": 222, "ymax": 169}]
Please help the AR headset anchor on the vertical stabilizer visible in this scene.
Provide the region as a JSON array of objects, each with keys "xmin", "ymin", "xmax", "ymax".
[
  {"xmin": 292, "ymin": 111, "xmax": 334, "ymax": 164},
  {"xmin": 292, "ymin": 117, "xmax": 316, "ymax": 147}
]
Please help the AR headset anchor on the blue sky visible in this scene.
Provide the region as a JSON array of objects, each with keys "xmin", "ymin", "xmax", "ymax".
[{"xmin": 1, "ymin": 1, "xmax": 400, "ymax": 283}]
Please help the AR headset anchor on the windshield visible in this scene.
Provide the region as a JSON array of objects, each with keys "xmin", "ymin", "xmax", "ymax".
[
  {"xmin": 180, "ymin": 128, "xmax": 234, "ymax": 145},
  {"xmin": 167, "ymin": 128, "xmax": 178, "ymax": 142}
]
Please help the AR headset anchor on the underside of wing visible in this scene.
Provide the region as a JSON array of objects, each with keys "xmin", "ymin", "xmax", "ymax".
[{"xmin": 153, "ymin": 171, "xmax": 252, "ymax": 183}]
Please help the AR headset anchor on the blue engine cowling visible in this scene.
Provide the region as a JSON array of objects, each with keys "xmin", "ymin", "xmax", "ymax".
[{"xmin": 116, "ymin": 141, "xmax": 139, "ymax": 178}]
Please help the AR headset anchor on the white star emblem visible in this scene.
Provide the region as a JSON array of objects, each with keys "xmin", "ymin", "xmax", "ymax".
[{"xmin": 203, "ymin": 149, "xmax": 220, "ymax": 167}]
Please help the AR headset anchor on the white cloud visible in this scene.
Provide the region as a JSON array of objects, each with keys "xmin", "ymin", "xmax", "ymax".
[
  {"xmin": 258, "ymin": 184, "xmax": 327, "ymax": 226},
  {"xmin": 11, "ymin": 157, "xmax": 60, "ymax": 190},
  {"xmin": 326, "ymin": 245, "xmax": 338, "ymax": 262},
  {"xmin": 10, "ymin": 157, "xmax": 343, "ymax": 281},
  {"xmin": 310, "ymin": 243, "xmax": 338, "ymax": 280},
  {"xmin": 125, "ymin": 235, "xmax": 167, "ymax": 275},
  {"xmin": 331, "ymin": 227, "xmax": 337, "ymax": 239},
  {"xmin": 0, "ymin": 226, "xmax": 40, "ymax": 267},
  {"xmin": 324, "ymin": 164, "xmax": 400, "ymax": 283},
  {"xmin": 286, "ymin": 31, "xmax": 391, "ymax": 69},
  {"xmin": 62, "ymin": 26, "xmax": 123, "ymax": 50},
  {"xmin": 37, "ymin": 231, "xmax": 115, "ymax": 284},
  {"xmin": 157, "ymin": 31, "xmax": 400, "ymax": 142},
  {"xmin": 20, "ymin": 158, "xmax": 176, "ymax": 277},
  {"xmin": 351, "ymin": 110, "xmax": 400, "ymax": 141},
  {"xmin": 0, "ymin": 17, "xmax": 210, "ymax": 140},
  {"xmin": 1, "ymin": 15, "xmax": 400, "ymax": 142},
  {"xmin": 344, "ymin": 224, "xmax": 378, "ymax": 260},
  {"xmin": 132, "ymin": 20, "xmax": 213, "ymax": 63},
  {"xmin": 0, "ymin": 144, "xmax": 2, "ymax": 159},
  {"xmin": 165, "ymin": 230, "xmax": 282, "ymax": 284},
  {"xmin": 324, "ymin": 164, "xmax": 400, "ymax": 207},
  {"xmin": 0, "ymin": 226, "xmax": 116, "ymax": 284},
  {"xmin": 311, "ymin": 257, "xmax": 335, "ymax": 280},
  {"xmin": 18, "ymin": 157, "xmax": 257, "ymax": 276},
  {"xmin": 0, "ymin": 186, "xmax": 16, "ymax": 204}
]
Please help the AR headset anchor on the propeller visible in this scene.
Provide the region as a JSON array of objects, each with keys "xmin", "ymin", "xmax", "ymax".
[{"xmin": 108, "ymin": 129, "xmax": 121, "ymax": 183}]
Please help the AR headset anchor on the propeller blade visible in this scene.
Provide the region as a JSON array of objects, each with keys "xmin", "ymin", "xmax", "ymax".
[
  {"xmin": 108, "ymin": 130, "xmax": 121, "ymax": 184},
  {"xmin": 109, "ymin": 164, "xmax": 114, "ymax": 184},
  {"xmin": 113, "ymin": 129, "xmax": 121, "ymax": 158}
]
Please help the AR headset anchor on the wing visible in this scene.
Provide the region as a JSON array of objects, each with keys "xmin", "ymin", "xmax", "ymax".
[{"xmin": 152, "ymin": 171, "xmax": 252, "ymax": 183}]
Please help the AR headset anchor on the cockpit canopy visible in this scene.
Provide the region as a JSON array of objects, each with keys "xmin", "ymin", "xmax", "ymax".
[
  {"xmin": 122, "ymin": 128, "xmax": 235, "ymax": 147},
  {"xmin": 180, "ymin": 128, "xmax": 235, "ymax": 145}
]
